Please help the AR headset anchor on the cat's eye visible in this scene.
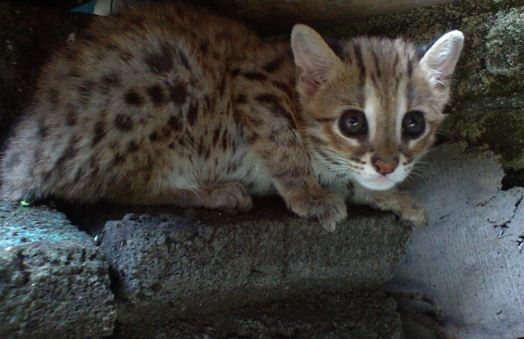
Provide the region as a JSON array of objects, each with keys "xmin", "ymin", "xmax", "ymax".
[
  {"xmin": 402, "ymin": 111, "xmax": 426, "ymax": 138},
  {"xmin": 338, "ymin": 110, "xmax": 368, "ymax": 137}
]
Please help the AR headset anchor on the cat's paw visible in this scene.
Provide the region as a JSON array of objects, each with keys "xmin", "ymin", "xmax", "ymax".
[
  {"xmin": 398, "ymin": 199, "xmax": 427, "ymax": 227},
  {"xmin": 288, "ymin": 190, "xmax": 348, "ymax": 232},
  {"xmin": 205, "ymin": 182, "xmax": 253, "ymax": 212}
]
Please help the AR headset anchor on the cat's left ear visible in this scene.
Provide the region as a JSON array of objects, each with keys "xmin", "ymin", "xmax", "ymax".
[
  {"xmin": 420, "ymin": 30, "xmax": 464, "ymax": 96},
  {"xmin": 291, "ymin": 24, "xmax": 341, "ymax": 97}
]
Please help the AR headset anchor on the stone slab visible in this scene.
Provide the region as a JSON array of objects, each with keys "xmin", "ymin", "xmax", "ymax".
[
  {"xmin": 98, "ymin": 202, "xmax": 410, "ymax": 323},
  {"xmin": 112, "ymin": 291, "xmax": 403, "ymax": 339},
  {"xmin": 0, "ymin": 202, "xmax": 116, "ymax": 338},
  {"xmin": 389, "ymin": 143, "xmax": 524, "ymax": 338}
]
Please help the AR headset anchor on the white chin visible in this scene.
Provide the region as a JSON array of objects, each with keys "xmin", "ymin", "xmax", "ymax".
[{"xmin": 356, "ymin": 176, "xmax": 397, "ymax": 191}]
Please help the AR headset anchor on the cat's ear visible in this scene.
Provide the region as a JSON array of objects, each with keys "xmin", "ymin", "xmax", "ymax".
[
  {"xmin": 291, "ymin": 24, "xmax": 340, "ymax": 97},
  {"xmin": 420, "ymin": 30, "xmax": 464, "ymax": 94}
]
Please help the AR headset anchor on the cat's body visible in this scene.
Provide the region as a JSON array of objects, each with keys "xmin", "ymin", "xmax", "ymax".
[{"xmin": 0, "ymin": 3, "xmax": 464, "ymax": 230}]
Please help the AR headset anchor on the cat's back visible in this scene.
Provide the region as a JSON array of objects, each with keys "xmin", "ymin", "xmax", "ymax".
[{"xmin": 0, "ymin": 2, "xmax": 263, "ymax": 202}]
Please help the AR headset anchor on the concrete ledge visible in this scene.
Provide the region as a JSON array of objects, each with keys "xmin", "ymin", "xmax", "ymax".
[
  {"xmin": 113, "ymin": 291, "xmax": 403, "ymax": 338},
  {"xmin": 98, "ymin": 203, "xmax": 410, "ymax": 324},
  {"xmin": 0, "ymin": 203, "xmax": 115, "ymax": 338}
]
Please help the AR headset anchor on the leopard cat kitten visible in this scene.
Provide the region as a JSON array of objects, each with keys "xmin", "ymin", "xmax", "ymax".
[{"xmin": 0, "ymin": 3, "xmax": 464, "ymax": 231}]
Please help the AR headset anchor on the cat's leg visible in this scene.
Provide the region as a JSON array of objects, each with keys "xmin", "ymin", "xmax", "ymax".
[
  {"xmin": 236, "ymin": 89, "xmax": 346, "ymax": 231},
  {"xmin": 350, "ymin": 183, "xmax": 427, "ymax": 227},
  {"xmin": 113, "ymin": 182, "xmax": 253, "ymax": 212}
]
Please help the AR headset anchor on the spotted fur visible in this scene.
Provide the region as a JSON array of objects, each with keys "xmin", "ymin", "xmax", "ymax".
[{"xmin": 0, "ymin": 3, "xmax": 463, "ymax": 231}]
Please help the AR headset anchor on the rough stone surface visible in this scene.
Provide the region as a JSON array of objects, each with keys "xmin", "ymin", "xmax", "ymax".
[
  {"xmin": 112, "ymin": 291, "xmax": 403, "ymax": 338},
  {"xmin": 486, "ymin": 7, "xmax": 524, "ymax": 76},
  {"xmin": 0, "ymin": 202, "xmax": 115, "ymax": 338},
  {"xmin": 389, "ymin": 143, "xmax": 524, "ymax": 338},
  {"xmin": 97, "ymin": 202, "xmax": 410, "ymax": 324},
  {"xmin": 202, "ymin": 0, "xmax": 450, "ymax": 34}
]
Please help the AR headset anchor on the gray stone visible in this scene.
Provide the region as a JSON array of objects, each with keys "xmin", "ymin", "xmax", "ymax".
[
  {"xmin": 486, "ymin": 7, "xmax": 524, "ymax": 76},
  {"xmin": 112, "ymin": 291, "xmax": 403, "ymax": 338},
  {"xmin": 0, "ymin": 202, "xmax": 116, "ymax": 338},
  {"xmin": 389, "ymin": 143, "xmax": 524, "ymax": 338},
  {"xmin": 98, "ymin": 203, "xmax": 410, "ymax": 324}
]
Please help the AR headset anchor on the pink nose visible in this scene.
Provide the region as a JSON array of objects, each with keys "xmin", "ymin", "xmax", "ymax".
[{"xmin": 372, "ymin": 157, "xmax": 399, "ymax": 175}]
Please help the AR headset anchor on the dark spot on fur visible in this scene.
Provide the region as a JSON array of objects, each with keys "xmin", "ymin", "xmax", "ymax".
[
  {"xmin": 272, "ymin": 81, "xmax": 294, "ymax": 99},
  {"xmin": 130, "ymin": 15, "xmax": 145, "ymax": 27},
  {"xmin": 37, "ymin": 121, "xmax": 48, "ymax": 139},
  {"xmin": 198, "ymin": 138, "xmax": 204, "ymax": 155},
  {"xmin": 106, "ymin": 43, "xmax": 118, "ymax": 51},
  {"xmin": 407, "ymin": 57, "xmax": 414, "ymax": 78},
  {"xmin": 48, "ymin": 89, "xmax": 59, "ymax": 107},
  {"xmin": 222, "ymin": 132, "xmax": 229, "ymax": 149},
  {"xmin": 125, "ymin": 89, "xmax": 144, "ymax": 106},
  {"xmin": 127, "ymin": 141, "xmax": 139, "ymax": 152},
  {"xmin": 114, "ymin": 114, "xmax": 133, "ymax": 131},
  {"xmin": 113, "ymin": 153, "xmax": 126, "ymax": 165},
  {"xmin": 144, "ymin": 45, "xmax": 173, "ymax": 74},
  {"xmin": 55, "ymin": 145, "xmax": 77, "ymax": 169},
  {"xmin": 243, "ymin": 72, "xmax": 267, "ymax": 81},
  {"xmin": 200, "ymin": 40, "xmax": 209, "ymax": 55},
  {"xmin": 204, "ymin": 95, "xmax": 211, "ymax": 109},
  {"xmin": 120, "ymin": 51, "xmax": 134, "ymax": 62},
  {"xmin": 353, "ymin": 42, "xmax": 365, "ymax": 86},
  {"xmin": 101, "ymin": 73, "xmax": 122, "ymax": 88},
  {"xmin": 371, "ymin": 50, "xmax": 382, "ymax": 79},
  {"xmin": 66, "ymin": 108, "xmax": 77, "ymax": 126},
  {"xmin": 187, "ymin": 101, "xmax": 198, "ymax": 126},
  {"xmin": 82, "ymin": 32, "xmax": 97, "ymax": 42},
  {"xmin": 263, "ymin": 56, "xmax": 285, "ymax": 73},
  {"xmin": 248, "ymin": 117, "xmax": 263, "ymax": 127},
  {"xmin": 147, "ymin": 85, "xmax": 167, "ymax": 106},
  {"xmin": 149, "ymin": 132, "xmax": 159, "ymax": 142},
  {"xmin": 92, "ymin": 121, "xmax": 106, "ymax": 146},
  {"xmin": 212, "ymin": 128, "xmax": 220, "ymax": 144},
  {"xmin": 78, "ymin": 80, "xmax": 95, "ymax": 103},
  {"xmin": 69, "ymin": 69, "xmax": 81, "ymax": 79},
  {"xmin": 168, "ymin": 116, "xmax": 182, "ymax": 131},
  {"xmin": 216, "ymin": 32, "xmax": 232, "ymax": 40},
  {"xmin": 256, "ymin": 93, "xmax": 295, "ymax": 128},
  {"xmin": 168, "ymin": 83, "xmax": 187, "ymax": 105},
  {"xmin": 235, "ymin": 94, "xmax": 247, "ymax": 104},
  {"xmin": 219, "ymin": 78, "xmax": 227, "ymax": 96},
  {"xmin": 230, "ymin": 68, "xmax": 241, "ymax": 77},
  {"xmin": 246, "ymin": 132, "xmax": 259, "ymax": 144}
]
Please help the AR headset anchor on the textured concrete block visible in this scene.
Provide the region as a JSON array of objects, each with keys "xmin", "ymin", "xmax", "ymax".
[
  {"xmin": 98, "ymin": 203, "xmax": 410, "ymax": 324},
  {"xmin": 0, "ymin": 202, "xmax": 116, "ymax": 338},
  {"xmin": 486, "ymin": 7, "xmax": 524, "ymax": 76},
  {"xmin": 390, "ymin": 143, "xmax": 524, "ymax": 338},
  {"xmin": 112, "ymin": 292, "xmax": 403, "ymax": 338}
]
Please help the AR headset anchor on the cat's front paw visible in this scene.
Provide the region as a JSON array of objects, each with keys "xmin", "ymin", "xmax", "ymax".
[
  {"xmin": 288, "ymin": 190, "xmax": 348, "ymax": 232},
  {"xmin": 398, "ymin": 199, "xmax": 427, "ymax": 227}
]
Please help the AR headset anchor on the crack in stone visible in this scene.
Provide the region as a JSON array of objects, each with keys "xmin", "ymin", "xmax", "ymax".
[
  {"xmin": 490, "ymin": 194, "xmax": 524, "ymax": 238},
  {"xmin": 517, "ymin": 235, "xmax": 524, "ymax": 253}
]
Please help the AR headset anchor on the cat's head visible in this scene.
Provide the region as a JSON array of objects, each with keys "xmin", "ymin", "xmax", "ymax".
[{"xmin": 291, "ymin": 25, "xmax": 464, "ymax": 191}]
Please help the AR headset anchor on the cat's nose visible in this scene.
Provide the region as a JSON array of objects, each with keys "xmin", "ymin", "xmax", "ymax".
[{"xmin": 372, "ymin": 157, "xmax": 399, "ymax": 175}]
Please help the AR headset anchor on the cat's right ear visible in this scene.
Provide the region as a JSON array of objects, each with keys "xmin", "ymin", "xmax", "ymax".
[{"xmin": 291, "ymin": 24, "xmax": 340, "ymax": 97}]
